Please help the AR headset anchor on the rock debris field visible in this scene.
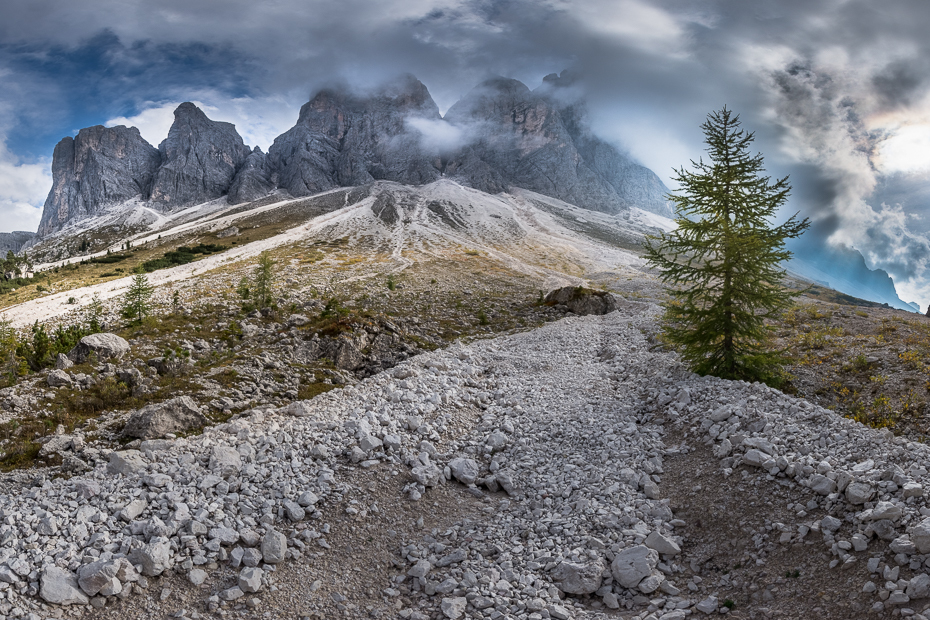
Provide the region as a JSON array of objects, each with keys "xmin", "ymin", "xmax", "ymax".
[{"xmin": 3, "ymin": 302, "xmax": 930, "ymax": 619}]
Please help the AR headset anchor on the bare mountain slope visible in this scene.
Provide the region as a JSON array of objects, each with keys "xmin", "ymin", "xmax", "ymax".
[{"xmin": 3, "ymin": 180, "xmax": 671, "ymax": 327}]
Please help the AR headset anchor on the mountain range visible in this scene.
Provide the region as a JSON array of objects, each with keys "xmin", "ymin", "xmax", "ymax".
[
  {"xmin": 36, "ymin": 71, "xmax": 671, "ymax": 238},
  {"xmin": 20, "ymin": 71, "xmax": 921, "ymax": 312}
]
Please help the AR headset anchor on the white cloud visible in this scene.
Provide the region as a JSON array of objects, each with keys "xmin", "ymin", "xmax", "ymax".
[
  {"xmin": 106, "ymin": 105, "xmax": 177, "ymax": 148},
  {"xmin": 0, "ymin": 141, "xmax": 51, "ymax": 233},
  {"xmin": 406, "ymin": 116, "xmax": 467, "ymax": 151},
  {"xmin": 875, "ymin": 124, "xmax": 930, "ymax": 174},
  {"xmin": 106, "ymin": 93, "xmax": 301, "ymax": 151},
  {"xmin": 565, "ymin": 0, "xmax": 688, "ymax": 56}
]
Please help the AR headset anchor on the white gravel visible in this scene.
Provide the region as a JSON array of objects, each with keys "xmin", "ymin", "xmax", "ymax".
[{"xmin": 1, "ymin": 301, "xmax": 929, "ymax": 618}]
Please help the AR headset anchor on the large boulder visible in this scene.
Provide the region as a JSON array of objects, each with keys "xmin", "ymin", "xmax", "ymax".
[
  {"xmin": 544, "ymin": 286, "xmax": 619, "ymax": 316},
  {"xmin": 611, "ymin": 545, "xmax": 658, "ymax": 589},
  {"xmin": 69, "ymin": 333, "xmax": 130, "ymax": 363},
  {"xmin": 40, "ymin": 566, "xmax": 89, "ymax": 605},
  {"xmin": 122, "ymin": 396, "xmax": 208, "ymax": 439},
  {"xmin": 551, "ymin": 559, "xmax": 605, "ymax": 595}
]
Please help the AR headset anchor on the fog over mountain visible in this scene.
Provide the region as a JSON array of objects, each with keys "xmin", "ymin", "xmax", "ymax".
[
  {"xmin": 2, "ymin": 0, "xmax": 930, "ymax": 309},
  {"xmin": 36, "ymin": 73, "xmax": 672, "ymax": 236}
]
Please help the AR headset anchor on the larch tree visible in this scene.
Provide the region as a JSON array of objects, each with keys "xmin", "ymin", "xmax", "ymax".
[{"xmin": 645, "ymin": 107, "xmax": 809, "ymax": 385}]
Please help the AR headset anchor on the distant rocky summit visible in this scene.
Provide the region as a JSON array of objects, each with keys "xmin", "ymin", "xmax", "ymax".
[
  {"xmin": 149, "ymin": 102, "xmax": 252, "ymax": 208},
  {"xmin": 35, "ymin": 72, "xmax": 671, "ymax": 237},
  {"xmin": 37, "ymin": 125, "xmax": 161, "ymax": 237},
  {"xmin": 0, "ymin": 231, "xmax": 36, "ymax": 255}
]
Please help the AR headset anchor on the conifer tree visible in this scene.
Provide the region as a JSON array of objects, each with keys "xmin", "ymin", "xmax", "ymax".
[
  {"xmin": 122, "ymin": 273, "xmax": 154, "ymax": 323},
  {"xmin": 645, "ymin": 107, "xmax": 809, "ymax": 384},
  {"xmin": 253, "ymin": 251, "xmax": 276, "ymax": 309}
]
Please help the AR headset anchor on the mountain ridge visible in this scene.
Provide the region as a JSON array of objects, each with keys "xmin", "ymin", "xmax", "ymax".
[{"xmin": 35, "ymin": 72, "xmax": 672, "ymax": 239}]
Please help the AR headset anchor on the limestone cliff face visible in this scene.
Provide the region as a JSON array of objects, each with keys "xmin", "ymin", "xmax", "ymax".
[
  {"xmin": 36, "ymin": 73, "xmax": 672, "ymax": 237},
  {"xmin": 227, "ymin": 147, "xmax": 274, "ymax": 205},
  {"xmin": 442, "ymin": 73, "xmax": 671, "ymax": 217},
  {"xmin": 0, "ymin": 231, "xmax": 36, "ymax": 255},
  {"xmin": 149, "ymin": 102, "xmax": 252, "ymax": 208},
  {"xmin": 267, "ymin": 74, "xmax": 442, "ymax": 197},
  {"xmin": 37, "ymin": 126, "xmax": 160, "ymax": 236}
]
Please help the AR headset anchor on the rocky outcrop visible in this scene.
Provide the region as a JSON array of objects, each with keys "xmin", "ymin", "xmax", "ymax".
[
  {"xmin": 37, "ymin": 126, "xmax": 160, "ymax": 236},
  {"xmin": 227, "ymin": 147, "xmax": 274, "ymax": 204},
  {"xmin": 149, "ymin": 102, "xmax": 251, "ymax": 208},
  {"xmin": 0, "ymin": 231, "xmax": 36, "ymax": 255},
  {"xmin": 122, "ymin": 396, "xmax": 208, "ymax": 439},
  {"xmin": 36, "ymin": 72, "xmax": 672, "ymax": 237},
  {"xmin": 544, "ymin": 286, "xmax": 619, "ymax": 315},
  {"xmin": 68, "ymin": 333, "xmax": 130, "ymax": 363},
  {"xmin": 442, "ymin": 73, "xmax": 671, "ymax": 216},
  {"xmin": 266, "ymin": 74, "xmax": 442, "ymax": 197}
]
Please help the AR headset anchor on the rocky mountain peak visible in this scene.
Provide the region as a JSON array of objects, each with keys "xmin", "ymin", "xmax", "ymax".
[
  {"xmin": 36, "ymin": 72, "xmax": 672, "ymax": 237},
  {"xmin": 148, "ymin": 102, "xmax": 252, "ymax": 208},
  {"xmin": 444, "ymin": 77, "xmax": 534, "ymax": 124},
  {"xmin": 37, "ymin": 125, "xmax": 160, "ymax": 237}
]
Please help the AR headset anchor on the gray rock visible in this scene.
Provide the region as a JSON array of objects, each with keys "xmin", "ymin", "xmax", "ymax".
[
  {"xmin": 412, "ymin": 464, "xmax": 443, "ymax": 487},
  {"xmin": 119, "ymin": 498, "xmax": 147, "ymax": 522},
  {"xmin": 644, "ymin": 530, "xmax": 681, "ymax": 556},
  {"xmin": 261, "ymin": 528, "xmax": 287, "ymax": 564},
  {"xmin": 867, "ymin": 501, "xmax": 904, "ymax": 521},
  {"xmin": 551, "ymin": 559, "xmax": 605, "ymax": 594},
  {"xmin": 638, "ymin": 572, "xmax": 665, "ymax": 594},
  {"xmin": 188, "ymin": 568, "xmax": 208, "ymax": 586},
  {"xmin": 820, "ymin": 515, "xmax": 842, "ymax": 533},
  {"xmin": 743, "ymin": 449, "xmax": 771, "ymax": 468},
  {"xmin": 149, "ymin": 102, "xmax": 251, "ymax": 209},
  {"xmin": 297, "ymin": 490, "xmax": 319, "ymax": 507},
  {"xmin": 440, "ymin": 596, "xmax": 467, "ymax": 619},
  {"xmin": 486, "ymin": 431, "xmax": 508, "ymax": 452},
  {"xmin": 38, "ymin": 126, "xmax": 160, "ymax": 237},
  {"xmin": 283, "ymin": 500, "xmax": 305, "ymax": 522},
  {"xmin": 220, "ymin": 586, "xmax": 245, "ymax": 601},
  {"xmin": 548, "ymin": 604, "xmax": 571, "ymax": 620},
  {"xmin": 216, "ymin": 225, "xmax": 240, "ymax": 238},
  {"xmin": 846, "ymin": 481, "xmax": 874, "ymax": 505},
  {"xmin": 696, "ymin": 595, "xmax": 719, "ymax": 614},
  {"xmin": 890, "ymin": 535, "xmax": 917, "ymax": 555},
  {"xmin": 435, "ymin": 548, "xmax": 467, "ymax": 567},
  {"xmin": 228, "ymin": 147, "xmax": 274, "ymax": 205},
  {"xmin": 611, "ymin": 545, "xmax": 658, "ymax": 589},
  {"xmin": 543, "ymin": 286, "xmax": 619, "ymax": 316},
  {"xmin": 907, "ymin": 573, "xmax": 930, "ymax": 599},
  {"xmin": 359, "ymin": 434, "xmax": 383, "ymax": 452},
  {"xmin": 107, "ymin": 450, "xmax": 147, "ymax": 476},
  {"xmin": 209, "ymin": 446, "xmax": 242, "ymax": 478},
  {"xmin": 40, "ymin": 566, "xmax": 89, "ymax": 605},
  {"xmin": 55, "ymin": 353, "xmax": 73, "ymax": 370},
  {"xmin": 910, "ymin": 518, "xmax": 930, "ymax": 554},
  {"xmin": 77, "ymin": 560, "xmax": 120, "ymax": 596},
  {"xmin": 809, "ymin": 474, "xmax": 837, "ymax": 496},
  {"xmin": 242, "ymin": 547, "xmax": 263, "ymax": 567},
  {"xmin": 209, "ymin": 526, "xmax": 240, "ymax": 546},
  {"xmin": 132, "ymin": 537, "xmax": 172, "ymax": 576},
  {"xmin": 448, "ymin": 457, "xmax": 479, "ymax": 485},
  {"xmin": 238, "ymin": 567, "xmax": 263, "ymax": 594},
  {"xmin": 123, "ymin": 396, "xmax": 208, "ymax": 439},
  {"xmin": 36, "ymin": 515, "xmax": 58, "ymax": 535},
  {"xmin": 407, "ymin": 559, "xmax": 431, "ymax": 578},
  {"xmin": 47, "ymin": 369, "xmax": 72, "ymax": 387},
  {"xmin": 69, "ymin": 333, "xmax": 130, "ymax": 363}
]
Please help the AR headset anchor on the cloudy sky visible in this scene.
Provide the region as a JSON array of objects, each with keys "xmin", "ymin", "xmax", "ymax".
[{"xmin": 2, "ymin": 0, "xmax": 930, "ymax": 304}]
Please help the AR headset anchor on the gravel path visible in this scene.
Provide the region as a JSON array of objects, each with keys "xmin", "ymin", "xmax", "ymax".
[{"xmin": 2, "ymin": 303, "xmax": 930, "ymax": 619}]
